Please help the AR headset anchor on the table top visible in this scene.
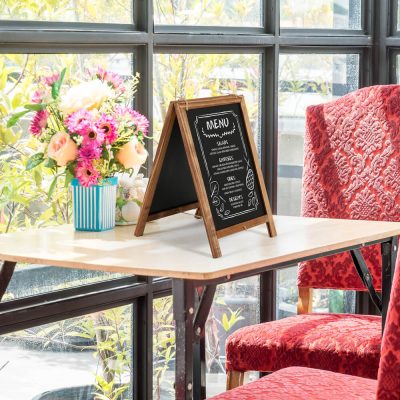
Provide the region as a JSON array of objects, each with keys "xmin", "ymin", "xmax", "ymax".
[{"xmin": 1, "ymin": 214, "xmax": 400, "ymax": 280}]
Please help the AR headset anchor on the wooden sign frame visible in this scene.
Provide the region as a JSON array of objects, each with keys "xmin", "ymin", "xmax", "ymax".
[{"xmin": 135, "ymin": 95, "xmax": 276, "ymax": 258}]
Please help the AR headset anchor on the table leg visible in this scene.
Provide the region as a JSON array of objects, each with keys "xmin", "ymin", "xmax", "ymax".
[
  {"xmin": 173, "ymin": 279, "xmax": 216, "ymax": 400},
  {"xmin": 193, "ymin": 284, "xmax": 216, "ymax": 399},
  {"xmin": 381, "ymin": 236, "xmax": 399, "ymax": 332},
  {"xmin": 174, "ymin": 279, "xmax": 196, "ymax": 400},
  {"xmin": 0, "ymin": 261, "xmax": 16, "ymax": 302},
  {"xmin": 133, "ymin": 276, "xmax": 153, "ymax": 400}
]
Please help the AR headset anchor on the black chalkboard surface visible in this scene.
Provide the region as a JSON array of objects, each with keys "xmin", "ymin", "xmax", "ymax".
[
  {"xmin": 135, "ymin": 95, "xmax": 276, "ymax": 258},
  {"xmin": 187, "ymin": 102, "xmax": 266, "ymax": 231},
  {"xmin": 149, "ymin": 120, "xmax": 197, "ymax": 216}
]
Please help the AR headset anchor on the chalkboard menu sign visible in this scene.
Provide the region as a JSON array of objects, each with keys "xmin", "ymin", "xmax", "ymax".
[
  {"xmin": 187, "ymin": 103, "xmax": 266, "ymax": 231},
  {"xmin": 135, "ymin": 95, "xmax": 276, "ymax": 258}
]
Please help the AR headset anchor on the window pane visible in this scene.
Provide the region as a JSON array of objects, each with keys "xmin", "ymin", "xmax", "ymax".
[
  {"xmin": 153, "ymin": 296, "xmax": 175, "ymax": 399},
  {"xmin": 0, "ymin": 306, "xmax": 132, "ymax": 400},
  {"xmin": 154, "ymin": 0, "xmax": 262, "ymax": 27},
  {"xmin": 153, "ymin": 53, "xmax": 262, "ymax": 154},
  {"xmin": 277, "ymin": 53, "xmax": 359, "ymax": 317},
  {"xmin": 0, "ymin": 1, "xmax": 132, "ymax": 24},
  {"xmin": 280, "ymin": 0, "xmax": 362, "ymax": 29},
  {"xmin": 0, "ymin": 53, "xmax": 134, "ymax": 299},
  {"xmin": 206, "ymin": 277, "xmax": 260, "ymax": 397}
]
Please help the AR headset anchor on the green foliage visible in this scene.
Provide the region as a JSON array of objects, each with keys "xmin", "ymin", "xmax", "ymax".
[
  {"xmin": 220, "ymin": 308, "xmax": 245, "ymax": 333},
  {"xmin": 51, "ymin": 67, "xmax": 66, "ymax": 99},
  {"xmin": 0, "ymin": 0, "xmax": 131, "ymax": 24},
  {"xmin": 153, "ymin": 297, "xmax": 175, "ymax": 399}
]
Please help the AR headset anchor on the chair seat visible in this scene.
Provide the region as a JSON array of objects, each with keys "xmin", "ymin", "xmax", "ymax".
[
  {"xmin": 226, "ymin": 313, "xmax": 381, "ymax": 379},
  {"xmin": 208, "ymin": 366, "xmax": 377, "ymax": 399}
]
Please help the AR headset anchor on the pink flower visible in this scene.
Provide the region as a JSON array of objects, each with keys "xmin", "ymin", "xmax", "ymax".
[
  {"xmin": 117, "ymin": 106, "xmax": 149, "ymax": 137},
  {"xmin": 65, "ymin": 109, "xmax": 93, "ymax": 133},
  {"xmin": 41, "ymin": 72, "xmax": 60, "ymax": 86},
  {"xmin": 29, "ymin": 110, "xmax": 49, "ymax": 137},
  {"xmin": 81, "ymin": 124, "xmax": 105, "ymax": 146},
  {"xmin": 78, "ymin": 142, "xmax": 102, "ymax": 161},
  {"xmin": 92, "ymin": 66, "xmax": 125, "ymax": 92},
  {"xmin": 75, "ymin": 160, "xmax": 100, "ymax": 187},
  {"xmin": 31, "ymin": 90, "xmax": 44, "ymax": 104},
  {"xmin": 96, "ymin": 114, "xmax": 118, "ymax": 144}
]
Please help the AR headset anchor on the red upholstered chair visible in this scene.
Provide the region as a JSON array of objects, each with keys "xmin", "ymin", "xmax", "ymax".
[
  {"xmin": 208, "ymin": 237, "xmax": 400, "ymax": 399},
  {"xmin": 225, "ymin": 85, "xmax": 400, "ymax": 390}
]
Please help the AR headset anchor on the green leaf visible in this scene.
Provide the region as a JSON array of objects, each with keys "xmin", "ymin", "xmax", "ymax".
[
  {"xmin": 26, "ymin": 152, "xmax": 45, "ymax": 171},
  {"xmin": 48, "ymin": 175, "xmax": 58, "ymax": 199},
  {"xmin": 24, "ymin": 103, "xmax": 47, "ymax": 111},
  {"xmin": 45, "ymin": 157, "xmax": 57, "ymax": 169},
  {"xmin": 51, "ymin": 68, "xmax": 66, "ymax": 100},
  {"xmin": 33, "ymin": 169, "xmax": 42, "ymax": 187},
  {"xmin": 64, "ymin": 169, "xmax": 74, "ymax": 187},
  {"xmin": 116, "ymin": 197, "xmax": 127, "ymax": 209},
  {"xmin": 222, "ymin": 313, "xmax": 229, "ymax": 332},
  {"xmin": 7, "ymin": 110, "xmax": 30, "ymax": 128}
]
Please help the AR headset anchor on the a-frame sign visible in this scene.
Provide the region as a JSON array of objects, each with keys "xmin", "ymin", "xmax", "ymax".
[{"xmin": 135, "ymin": 95, "xmax": 276, "ymax": 258}]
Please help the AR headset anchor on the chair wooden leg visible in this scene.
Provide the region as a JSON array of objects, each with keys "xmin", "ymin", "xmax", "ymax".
[
  {"xmin": 226, "ymin": 370, "xmax": 245, "ymax": 390},
  {"xmin": 297, "ymin": 287, "xmax": 313, "ymax": 314}
]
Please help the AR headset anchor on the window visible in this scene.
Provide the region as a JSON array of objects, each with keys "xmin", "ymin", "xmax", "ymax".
[
  {"xmin": 154, "ymin": 0, "xmax": 262, "ymax": 27},
  {"xmin": 0, "ymin": 306, "xmax": 132, "ymax": 400},
  {"xmin": 280, "ymin": 0, "xmax": 362, "ymax": 29},
  {"xmin": 0, "ymin": 1, "xmax": 133, "ymax": 24},
  {"xmin": 153, "ymin": 53, "xmax": 262, "ymax": 152}
]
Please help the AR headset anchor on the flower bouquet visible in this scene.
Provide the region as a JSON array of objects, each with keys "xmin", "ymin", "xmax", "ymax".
[{"xmin": 8, "ymin": 66, "xmax": 150, "ymax": 231}]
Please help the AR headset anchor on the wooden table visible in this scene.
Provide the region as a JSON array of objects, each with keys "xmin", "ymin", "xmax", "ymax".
[{"xmin": 0, "ymin": 214, "xmax": 399, "ymax": 400}]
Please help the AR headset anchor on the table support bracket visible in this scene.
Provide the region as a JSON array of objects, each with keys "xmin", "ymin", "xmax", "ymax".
[
  {"xmin": 381, "ymin": 236, "xmax": 399, "ymax": 331},
  {"xmin": 0, "ymin": 261, "xmax": 16, "ymax": 302},
  {"xmin": 350, "ymin": 249, "xmax": 382, "ymax": 312}
]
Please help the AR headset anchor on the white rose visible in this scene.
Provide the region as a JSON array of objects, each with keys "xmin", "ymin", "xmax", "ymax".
[{"xmin": 60, "ymin": 80, "xmax": 113, "ymax": 115}]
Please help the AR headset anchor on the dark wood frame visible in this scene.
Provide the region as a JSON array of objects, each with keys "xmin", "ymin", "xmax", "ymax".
[{"xmin": 135, "ymin": 95, "xmax": 276, "ymax": 258}]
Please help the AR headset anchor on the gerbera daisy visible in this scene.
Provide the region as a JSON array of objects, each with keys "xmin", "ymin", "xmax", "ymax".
[
  {"xmin": 41, "ymin": 72, "xmax": 60, "ymax": 86},
  {"xmin": 29, "ymin": 110, "xmax": 49, "ymax": 137},
  {"xmin": 117, "ymin": 106, "xmax": 149, "ymax": 137},
  {"xmin": 75, "ymin": 160, "xmax": 100, "ymax": 187},
  {"xmin": 78, "ymin": 142, "xmax": 103, "ymax": 161},
  {"xmin": 31, "ymin": 90, "xmax": 44, "ymax": 104},
  {"xmin": 80, "ymin": 124, "xmax": 105, "ymax": 146},
  {"xmin": 96, "ymin": 114, "xmax": 118, "ymax": 144},
  {"xmin": 65, "ymin": 109, "xmax": 93, "ymax": 133},
  {"xmin": 92, "ymin": 66, "xmax": 124, "ymax": 92}
]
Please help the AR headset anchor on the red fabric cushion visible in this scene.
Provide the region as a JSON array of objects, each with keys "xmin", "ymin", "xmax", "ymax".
[
  {"xmin": 377, "ymin": 249, "xmax": 400, "ymax": 398},
  {"xmin": 226, "ymin": 313, "xmax": 381, "ymax": 379},
  {"xmin": 298, "ymin": 85, "xmax": 400, "ymax": 291},
  {"xmin": 208, "ymin": 366, "xmax": 377, "ymax": 400}
]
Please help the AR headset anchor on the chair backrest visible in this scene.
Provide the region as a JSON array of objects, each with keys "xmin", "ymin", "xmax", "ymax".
[
  {"xmin": 377, "ymin": 260, "xmax": 400, "ymax": 398},
  {"xmin": 298, "ymin": 85, "xmax": 400, "ymax": 291}
]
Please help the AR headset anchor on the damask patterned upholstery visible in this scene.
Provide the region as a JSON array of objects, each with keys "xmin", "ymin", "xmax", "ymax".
[
  {"xmin": 209, "ymin": 366, "xmax": 377, "ymax": 399},
  {"xmin": 210, "ymin": 220, "xmax": 400, "ymax": 399},
  {"xmin": 299, "ymin": 85, "xmax": 400, "ymax": 291},
  {"xmin": 225, "ymin": 85, "xmax": 400, "ymax": 381},
  {"xmin": 226, "ymin": 313, "xmax": 380, "ymax": 378}
]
